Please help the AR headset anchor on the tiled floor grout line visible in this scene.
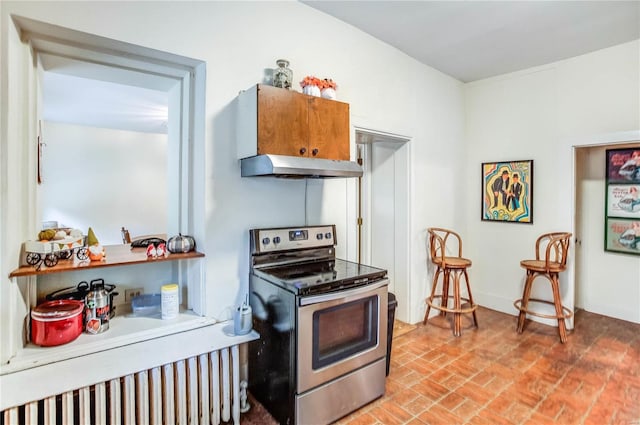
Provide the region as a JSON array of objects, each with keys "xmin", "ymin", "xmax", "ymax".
[
  {"xmin": 523, "ymin": 337, "xmax": 573, "ymax": 425},
  {"xmin": 399, "ymin": 319, "xmax": 512, "ymax": 424},
  {"xmin": 241, "ymin": 307, "xmax": 640, "ymax": 425},
  {"xmin": 394, "ymin": 315, "xmax": 613, "ymax": 425},
  {"xmin": 576, "ymin": 331, "xmax": 628, "ymax": 425}
]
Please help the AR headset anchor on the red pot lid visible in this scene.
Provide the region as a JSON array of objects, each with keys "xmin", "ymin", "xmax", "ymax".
[{"xmin": 31, "ymin": 299, "xmax": 84, "ymax": 319}]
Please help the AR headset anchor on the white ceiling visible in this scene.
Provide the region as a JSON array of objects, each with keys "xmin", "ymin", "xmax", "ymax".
[
  {"xmin": 41, "ymin": 54, "xmax": 170, "ymax": 135},
  {"xmin": 43, "ymin": 71, "xmax": 169, "ymax": 134},
  {"xmin": 302, "ymin": 1, "xmax": 640, "ymax": 82},
  {"xmin": 42, "ymin": 1, "xmax": 639, "ymax": 133}
]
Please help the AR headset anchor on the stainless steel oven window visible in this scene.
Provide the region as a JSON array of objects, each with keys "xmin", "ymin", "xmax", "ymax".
[
  {"xmin": 312, "ymin": 295, "xmax": 378, "ymax": 369},
  {"xmin": 297, "ymin": 280, "xmax": 388, "ymax": 394}
]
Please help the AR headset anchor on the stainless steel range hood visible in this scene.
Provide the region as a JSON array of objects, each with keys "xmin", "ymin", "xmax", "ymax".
[{"xmin": 241, "ymin": 154, "xmax": 363, "ymax": 178}]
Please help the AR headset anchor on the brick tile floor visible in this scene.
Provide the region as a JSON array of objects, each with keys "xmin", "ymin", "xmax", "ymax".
[{"xmin": 242, "ymin": 307, "xmax": 640, "ymax": 425}]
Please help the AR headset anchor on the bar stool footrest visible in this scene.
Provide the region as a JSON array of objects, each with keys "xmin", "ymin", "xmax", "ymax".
[
  {"xmin": 513, "ymin": 298, "xmax": 573, "ymax": 320},
  {"xmin": 426, "ymin": 295, "xmax": 478, "ymax": 314}
]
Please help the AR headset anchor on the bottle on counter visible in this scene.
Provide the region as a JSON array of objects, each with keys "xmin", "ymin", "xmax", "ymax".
[
  {"xmin": 161, "ymin": 284, "xmax": 179, "ymax": 320},
  {"xmin": 121, "ymin": 226, "xmax": 131, "ymax": 244}
]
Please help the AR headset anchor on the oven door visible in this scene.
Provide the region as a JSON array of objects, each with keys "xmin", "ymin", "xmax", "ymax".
[{"xmin": 297, "ymin": 279, "xmax": 388, "ymax": 393}]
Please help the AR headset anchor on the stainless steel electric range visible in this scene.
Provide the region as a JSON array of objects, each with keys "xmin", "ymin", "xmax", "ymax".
[{"xmin": 248, "ymin": 225, "xmax": 389, "ymax": 425}]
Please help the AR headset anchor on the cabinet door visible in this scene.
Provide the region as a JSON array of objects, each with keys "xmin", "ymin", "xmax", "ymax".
[
  {"xmin": 257, "ymin": 85, "xmax": 309, "ymax": 157},
  {"xmin": 308, "ymin": 97, "xmax": 350, "ymax": 160}
]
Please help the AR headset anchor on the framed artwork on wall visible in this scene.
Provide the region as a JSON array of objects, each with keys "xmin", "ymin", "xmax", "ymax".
[
  {"xmin": 605, "ymin": 217, "xmax": 640, "ymax": 254},
  {"xmin": 606, "ymin": 184, "xmax": 640, "ymax": 219},
  {"xmin": 481, "ymin": 159, "xmax": 533, "ymax": 223},
  {"xmin": 606, "ymin": 148, "xmax": 640, "ymax": 183},
  {"xmin": 605, "ymin": 146, "xmax": 640, "ymax": 256}
]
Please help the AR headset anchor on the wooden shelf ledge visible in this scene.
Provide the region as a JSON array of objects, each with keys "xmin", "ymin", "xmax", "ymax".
[{"xmin": 9, "ymin": 244, "xmax": 205, "ymax": 278}]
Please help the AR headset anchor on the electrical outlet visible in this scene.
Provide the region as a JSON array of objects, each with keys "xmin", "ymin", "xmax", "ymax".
[
  {"xmin": 111, "ymin": 290, "xmax": 125, "ymax": 308},
  {"xmin": 124, "ymin": 288, "xmax": 143, "ymax": 302}
]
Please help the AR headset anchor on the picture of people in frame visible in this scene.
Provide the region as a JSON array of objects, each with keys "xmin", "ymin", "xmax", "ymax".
[
  {"xmin": 606, "ymin": 218, "xmax": 640, "ymax": 254},
  {"xmin": 607, "ymin": 184, "xmax": 640, "ymax": 218},
  {"xmin": 605, "ymin": 146, "xmax": 640, "ymax": 256},
  {"xmin": 607, "ymin": 148, "xmax": 640, "ymax": 183},
  {"xmin": 482, "ymin": 160, "xmax": 533, "ymax": 223}
]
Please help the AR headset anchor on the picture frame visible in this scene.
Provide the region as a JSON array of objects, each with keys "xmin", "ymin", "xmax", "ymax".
[
  {"xmin": 606, "ymin": 147, "xmax": 640, "ymax": 183},
  {"xmin": 606, "ymin": 184, "xmax": 640, "ymax": 219},
  {"xmin": 604, "ymin": 146, "xmax": 640, "ymax": 256},
  {"xmin": 605, "ymin": 217, "xmax": 640, "ymax": 255},
  {"xmin": 481, "ymin": 160, "xmax": 533, "ymax": 223}
]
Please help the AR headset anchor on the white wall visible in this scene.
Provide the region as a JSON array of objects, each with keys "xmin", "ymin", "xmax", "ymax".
[
  {"xmin": 464, "ymin": 40, "xmax": 640, "ymax": 322},
  {"xmin": 39, "ymin": 122, "xmax": 167, "ymax": 245},
  {"xmin": 1, "ymin": 2, "xmax": 465, "ymax": 325}
]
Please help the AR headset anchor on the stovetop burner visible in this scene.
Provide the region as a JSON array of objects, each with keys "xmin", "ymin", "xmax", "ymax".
[
  {"xmin": 254, "ymin": 258, "xmax": 387, "ymax": 296},
  {"xmin": 250, "ymin": 225, "xmax": 388, "ymax": 296}
]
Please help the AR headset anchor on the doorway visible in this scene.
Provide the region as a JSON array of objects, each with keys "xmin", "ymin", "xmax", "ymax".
[
  {"xmin": 574, "ymin": 139, "xmax": 640, "ymax": 324},
  {"xmin": 356, "ymin": 129, "xmax": 411, "ymax": 323}
]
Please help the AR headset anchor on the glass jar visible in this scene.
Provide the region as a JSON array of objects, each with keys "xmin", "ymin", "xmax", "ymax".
[{"xmin": 273, "ymin": 59, "xmax": 293, "ymax": 89}]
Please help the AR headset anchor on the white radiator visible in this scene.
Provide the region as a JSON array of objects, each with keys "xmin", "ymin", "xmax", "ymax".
[{"xmin": 1, "ymin": 346, "xmax": 243, "ymax": 425}]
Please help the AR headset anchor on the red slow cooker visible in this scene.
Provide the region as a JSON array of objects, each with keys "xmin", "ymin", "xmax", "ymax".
[{"xmin": 31, "ymin": 299, "xmax": 84, "ymax": 346}]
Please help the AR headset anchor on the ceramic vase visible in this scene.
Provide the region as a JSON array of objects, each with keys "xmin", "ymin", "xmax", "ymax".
[
  {"xmin": 302, "ymin": 85, "xmax": 321, "ymax": 97},
  {"xmin": 321, "ymin": 88, "xmax": 336, "ymax": 100}
]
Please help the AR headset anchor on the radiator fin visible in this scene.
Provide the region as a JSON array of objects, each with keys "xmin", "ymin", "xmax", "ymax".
[{"xmin": 2, "ymin": 347, "xmax": 242, "ymax": 425}]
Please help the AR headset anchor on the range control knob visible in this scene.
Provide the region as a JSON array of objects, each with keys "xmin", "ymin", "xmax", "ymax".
[
  {"xmin": 325, "ymin": 232, "xmax": 332, "ymax": 239},
  {"xmin": 273, "ymin": 236, "xmax": 281, "ymax": 244},
  {"xmin": 316, "ymin": 233, "xmax": 323, "ymax": 240},
  {"xmin": 262, "ymin": 237, "xmax": 270, "ymax": 246}
]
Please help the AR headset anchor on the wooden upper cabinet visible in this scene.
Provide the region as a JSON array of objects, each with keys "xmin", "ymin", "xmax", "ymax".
[
  {"xmin": 257, "ymin": 85, "xmax": 309, "ymax": 157},
  {"xmin": 238, "ymin": 84, "xmax": 350, "ymax": 161},
  {"xmin": 308, "ymin": 96, "xmax": 349, "ymax": 160}
]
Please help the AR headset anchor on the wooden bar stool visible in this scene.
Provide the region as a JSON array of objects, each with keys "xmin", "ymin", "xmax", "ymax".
[
  {"xmin": 423, "ymin": 228, "xmax": 478, "ymax": 337},
  {"xmin": 514, "ymin": 232, "xmax": 573, "ymax": 343}
]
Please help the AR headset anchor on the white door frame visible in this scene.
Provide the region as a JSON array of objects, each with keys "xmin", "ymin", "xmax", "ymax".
[
  {"xmin": 355, "ymin": 127, "xmax": 412, "ymax": 322},
  {"xmin": 570, "ymin": 129, "xmax": 640, "ymax": 328}
]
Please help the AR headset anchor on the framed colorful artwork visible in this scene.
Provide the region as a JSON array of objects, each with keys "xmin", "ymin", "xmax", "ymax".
[
  {"xmin": 606, "ymin": 148, "xmax": 640, "ymax": 183},
  {"xmin": 605, "ymin": 146, "xmax": 640, "ymax": 256},
  {"xmin": 605, "ymin": 217, "xmax": 640, "ymax": 255},
  {"xmin": 481, "ymin": 160, "xmax": 533, "ymax": 223},
  {"xmin": 606, "ymin": 184, "xmax": 640, "ymax": 219}
]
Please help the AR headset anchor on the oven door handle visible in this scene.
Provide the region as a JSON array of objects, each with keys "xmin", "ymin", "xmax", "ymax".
[{"xmin": 299, "ymin": 279, "xmax": 388, "ymax": 306}]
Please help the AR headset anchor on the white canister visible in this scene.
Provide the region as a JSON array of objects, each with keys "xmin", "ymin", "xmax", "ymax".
[
  {"xmin": 302, "ymin": 85, "xmax": 321, "ymax": 97},
  {"xmin": 233, "ymin": 304, "xmax": 253, "ymax": 335},
  {"xmin": 161, "ymin": 284, "xmax": 179, "ymax": 320},
  {"xmin": 321, "ymin": 87, "xmax": 336, "ymax": 100}
]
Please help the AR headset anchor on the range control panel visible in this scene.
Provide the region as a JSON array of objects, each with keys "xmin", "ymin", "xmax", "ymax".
[{"xmin": 251, "ymin": 225, "xmax": 336, "ymax": 253}]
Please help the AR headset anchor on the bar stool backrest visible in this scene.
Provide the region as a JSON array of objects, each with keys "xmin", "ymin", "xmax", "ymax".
[
  {"xmin": 533, "ymin": 232, "xmax": 572, "ymax": 272},
  {"xmin": 428, "ymin": 227, "xmax": 463, "ymax": 268}
]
